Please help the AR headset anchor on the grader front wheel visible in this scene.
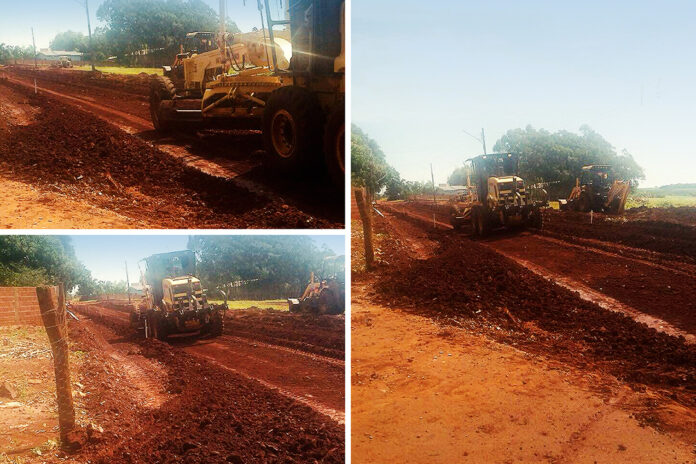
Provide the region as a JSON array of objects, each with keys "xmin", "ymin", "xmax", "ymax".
[
  {"xmin": 262, "ymin": 87, "xmax": 323, "ymax": 170},
  {"xmin": 149, "ymin": 76, "xmax": 176, "ymax": 132},
  {"xmin": 324, "ymin": 103, "xmax": 345, "ymax": 190}
]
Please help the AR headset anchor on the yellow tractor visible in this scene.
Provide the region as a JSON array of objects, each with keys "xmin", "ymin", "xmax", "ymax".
[
  {"xmin": 150, "ymin": 0, "xmax": 345, "ymax": 188},
  {"xmin": 559, "ymin": 164, "xmax": 630, "ymax": 214},
  {"xmin": 288, "ymin": 256, "xmax": 345, "ymax": 315}
]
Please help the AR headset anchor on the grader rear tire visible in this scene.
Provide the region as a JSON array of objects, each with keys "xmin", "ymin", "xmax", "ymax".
[
  {"xmin": 150, "ymin": 76, "xmax": 176, "ymax": 132},
  {"xmin": 262, "ymin": 86, "xmax": 323, "ymax": 170},
  {"xmin": 323, "ymin": 102, "xmax": 345, "ymax": 190}
]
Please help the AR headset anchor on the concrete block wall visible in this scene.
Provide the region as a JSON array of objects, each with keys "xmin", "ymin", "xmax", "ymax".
[{"xmin": 0, "ymin": 287, "xmax": 43, "ymax": 326}]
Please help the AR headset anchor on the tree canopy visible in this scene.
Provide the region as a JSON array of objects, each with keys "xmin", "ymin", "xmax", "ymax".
[
  {"xmin": 490, "ymin": 125, "xmax": 644, "ymax": 199},
  {"xmin": 0, "ymin": 236, "xmax": 92, "ymax": 291},
  {"xmin": 95, "ymin": 0, "xmax": 239, "ymax": 60},
  {"xmin": 49, "ymin": 31, "xmax": 88, "ymax": 52},
  {"xmin": 0, "ymin": 43, "xmax": 35, "ymax": 63},
  {"xmin": 351, "ymin": 124, "xmax": 422, "ymax": 200},
  {"xmin": 187, "ymin": 236, "xmax": 343, "ymax": 299}
]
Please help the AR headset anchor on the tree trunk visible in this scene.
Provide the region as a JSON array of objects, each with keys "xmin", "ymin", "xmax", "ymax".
[
  {"xmin": 37, "ymin": 285, "xmax": 76, "ymax": 447},
  {"xmin": 355, "ymin": 189, "xmax": 375, "ymax": 270}
]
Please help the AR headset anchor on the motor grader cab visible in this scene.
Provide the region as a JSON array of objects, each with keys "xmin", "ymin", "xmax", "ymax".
[
  {"xmin": 449, "ymin": 153, "xmax": 543, "ymax": 236},
  {"xmin": 149, "ymin": 0, "xmax": 345, "ymax": 188},
  {"xmin": 162, "ymin": 32, "xmax": 221, "ymax": 96},
  {"xmin": 131, "ymin": 250, "xmax": 227, "ymax": 340},
  {"xmin": 288, "ymin": 256, "xmax": 345, "ymax": 315},
  {"xmin": 559, "ymin": 164, "xmax": 629, "ymax": 214}
]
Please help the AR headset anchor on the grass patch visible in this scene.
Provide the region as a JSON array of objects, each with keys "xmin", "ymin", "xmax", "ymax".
[
  {"xmin": 210, "ymin": 299, "xmax": 288, "ymax": 311},
  {"xmin": 73, "ymin": 65, "xmax": 162, "ymax": 75},
  {"xmin": 626, "ymin": 195, "xmax": 696, "ymax": 209}
]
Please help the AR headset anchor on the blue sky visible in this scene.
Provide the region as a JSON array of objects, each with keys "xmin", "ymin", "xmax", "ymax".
[
  {"xmin": 69, "ymin": 235, "xmax": 345, "ymax": 282},
  {"xmin": 0, "ymin": 0, "xmax": 265, "ymax": 49},
  {"xmin": 353, "ymin": 0, "xmax": 696, "ymax": 188}
]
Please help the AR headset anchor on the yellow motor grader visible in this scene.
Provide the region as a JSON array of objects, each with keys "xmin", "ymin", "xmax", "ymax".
[
  {"xmin": 150, "ymin": 0, "xmax": 345, "ymax": 188},
  {"xmin": 130, "ymin": 250, "xmax": 227, "ymax": 340},
  {"xmin": 449, "ymin": 153, "xmax": 545, "ymax": 236},
  {"xmin": 559, "ymin": 164, "xmax": 630, "ymax": 214}
]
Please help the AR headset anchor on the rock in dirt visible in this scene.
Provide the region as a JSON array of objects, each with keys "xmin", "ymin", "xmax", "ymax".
[{"xmin": 0, "ymin": 381, "xmax": 17, "ymax": 399}]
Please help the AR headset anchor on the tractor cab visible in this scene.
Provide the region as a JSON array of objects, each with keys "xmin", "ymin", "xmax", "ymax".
[
  {"xmin": 580, "ymin": 164, "xmax": 614, "ymax": 190},
  {"xmin": 561, "ymin": 164, "xmax": 629, "ymax": 214},
  {"xmin": 183, "ymin": 32, "xmax": 217, "ymax": 56}
]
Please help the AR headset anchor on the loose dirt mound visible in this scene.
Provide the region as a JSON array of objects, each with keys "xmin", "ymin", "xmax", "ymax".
[
  {"xmin": 59, "ymin": 319, "xmax": 344, "ymax": 464},
  {"xmin": 8, "ymin": 66, "xmax": 150, "ymax": 96},
  {"xmin": 544, "ymin": 210, "xmax": 696, "ymax": 262},
  {"xmin": 371, "ymin": 227, "xmax": 696, "ymax": 405},
  {"xmin": 0, "ymin": 80, "xmax": 333, "ymax": 229},
  {"xmin": 225, "ymin": 309, "xmax": 345, "ymax": 359},
  {"xmin": 626, "ymin": 205, "xmax": 696, "ymax": 226}
]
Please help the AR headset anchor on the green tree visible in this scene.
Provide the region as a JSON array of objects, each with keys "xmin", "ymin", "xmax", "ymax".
[
  {"xmin": 447, "ymin": 166, "xmax": 468, "ymax": 186},
  {"xmin": 49, "ymin": 31, "xmax": 88, "ymax": 52},
  {"xmin": 187, "ymin": 236, "xmax": 342, "ymax": 299},
  {"xmin": 483, "ymin": 125, "xmax": 644, "ymax": 199},
  {"xmin": 96, "ymin": 0, "xmax": 239, "ymax": 60},
  {"xmin": 0, "ymin": 236, "xmax": 90, "ymax": 290},
  {"xmin": 352, "ymin": 125, "xmax": 392, "ymax": 199}
]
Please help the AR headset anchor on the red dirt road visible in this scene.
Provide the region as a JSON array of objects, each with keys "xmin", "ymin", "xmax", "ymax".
[
  {"xmin": 0, "ymin": 77, "xmax": 337, "ymax": 228},
  {"xmin": 0, "ymin": 66, "xmax": 343, "ymax": 227},
  {"xmin": 352, "ymin": 204, "xmax": 696, "ymax": 463},
  {"xmin": 180, "ymin": 336, "xmax": 345, "ymax": 422},
  {"xmin": 484, "ymin": 232, "xmax": 696, "ymax": 339},
  {"xmin": 74, "ymin": 302, "xmax": 345, "ymax": 423}
]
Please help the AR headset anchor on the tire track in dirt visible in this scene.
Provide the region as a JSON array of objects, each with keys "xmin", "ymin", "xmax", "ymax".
[
  {"xmin": 486, "ymin": 246, "xmax": 696, "ymax": 344},
  {"xmin": 74, "ymin": 302, "xmax": 345, "ymax": 424},
  {"xmin": 74, "ymin": 317, "xmax": 169, "ymax": 409},
  {"xmin": 188, "ymin": 351, "xmax": 345, "ymax": 425},
  {"xmin": 180, "ymin": 336, "xmax": 345, "ymax": 422}
]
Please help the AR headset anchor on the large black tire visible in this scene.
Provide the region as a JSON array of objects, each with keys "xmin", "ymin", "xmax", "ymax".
[
  {"xmin": 471, "ymin": 206, "xmax": 490, "ymax": 237},
  {"xmin": 262, "ymin": 86, "xmax": 323, "ymax": 170},
  {"xmin": 577, "ymin": 192, "xmax": 591, "ymax": 212},
  {"xmin": 323, "ymin": 102, "xmax": 345, "ymax": 190},
  {"xmin": 150, "ymin": 76, "xmax": 176, "ymax": 132},
  {"xmin": 210, "ymin": 311, "xmax": 224, "ymax": 337},
  {"xmin": 148, "ymin": 313, "xmax": 167, "ymax": 341},
  {"xmin": 471, "ymin": 208, "xmax": 480, "ymax": 236},
  {"xmin": 527, "ymin": 209, "xmax": 543, "ymax": 230}
]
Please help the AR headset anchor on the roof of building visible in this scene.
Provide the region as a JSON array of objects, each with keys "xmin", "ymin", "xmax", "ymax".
[{"xmin": 37, "ymin": 49, "xmax": 84, "ymax": 57}]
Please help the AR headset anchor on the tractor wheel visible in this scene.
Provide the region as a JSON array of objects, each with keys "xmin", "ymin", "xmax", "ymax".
[
  {"xmin": 262, "ymin": 86, "xmax": 323, "ymax": 170},
  {"xmin": 323, "ymin": 102, "xmax": 345, "ymax": 190},
  {"xmin": 148, "ymin": 313, "xmax": 167, "ymax": 341},
  {"xmin": 577, "ymin": 192, "xmax": 591, "ymax": 212},
  {"xmin": 529, "ymin": 209, "xmax": 543, "ymax": 229},
  {"xmin": 150, "ymin": 76, "xmax": 176, "ymax": 132},
  {"xmin": 210, "ymin": 312, "xmax": 224, "ymax": 337}
]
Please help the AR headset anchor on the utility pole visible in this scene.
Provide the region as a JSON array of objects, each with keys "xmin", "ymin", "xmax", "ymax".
[
  {"xmin": 84, "ymin": 0, "xmax": 95, "ymax": 71},
  {"xmin": 462, "ymin": 127, "xmax": 488, "ymax": 155},
  {"xmin": 431, "ymin": 163, "xmax": 437, "ymax": 229},
  {"xmin": 125, "ymin": 261, "xmax": 131, "ymax": 304},
  {"xmin": 31, "ymin": 27, "xmax": 37, "ymax": 70}
]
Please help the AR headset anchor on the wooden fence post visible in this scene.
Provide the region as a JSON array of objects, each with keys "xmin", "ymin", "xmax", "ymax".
[
  {"xmin": 355, "ymin": 189, "xmax": 375, "ymax": 270},
  {"xmin": 37, "ymin": 284, "xmax": 76, "ymax": 448}
]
